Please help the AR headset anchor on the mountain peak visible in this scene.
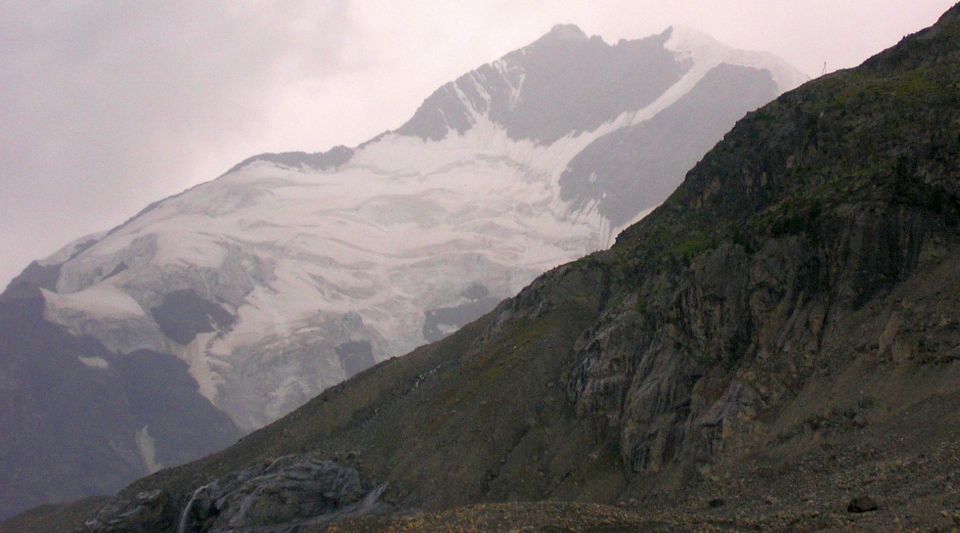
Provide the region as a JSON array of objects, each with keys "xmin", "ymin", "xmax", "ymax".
[
  {"xmin": 542, "ymin": 23, "xmax": 588, "ymax": 42},
  {"xmin": 664, "ymin": 24, "xmax": 724, "ymax": 52},
  {"xmin": 397, "ymin": 22, "xmax": 805, "ymax": 144}
]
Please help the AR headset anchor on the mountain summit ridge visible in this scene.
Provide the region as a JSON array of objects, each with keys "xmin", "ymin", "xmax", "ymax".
[
  {"xmin": 226, "ymin": 23, "xmax": 805, "ymax": 172},
  {"xmin": 542, "ymin": 23, "xmax": 589, "ymax": 41}
]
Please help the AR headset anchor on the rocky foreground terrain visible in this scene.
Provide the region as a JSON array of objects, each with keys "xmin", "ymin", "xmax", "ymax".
[{"xmin": 5, "ymin": 4, "xmax": 960, "ymax": 532}]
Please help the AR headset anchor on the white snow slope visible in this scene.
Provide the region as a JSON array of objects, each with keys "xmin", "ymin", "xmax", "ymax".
[{"xmin": 31, "ymin": 26, "xmax": 805, "ymax": 430}]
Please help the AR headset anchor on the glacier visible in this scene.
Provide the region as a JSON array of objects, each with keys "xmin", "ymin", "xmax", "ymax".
[{"xmin": 14, "ymin": 25, "xmax": 805, "ymax": 431}]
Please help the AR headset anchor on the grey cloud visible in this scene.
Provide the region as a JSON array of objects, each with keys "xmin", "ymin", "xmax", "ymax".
[
  {"xmin": 0, "ymin": 1, "xmax": 357, "ymax": 285},
  {"xmin": 1, "ymin": 0, "xmax": 955, "ymax": 286}
]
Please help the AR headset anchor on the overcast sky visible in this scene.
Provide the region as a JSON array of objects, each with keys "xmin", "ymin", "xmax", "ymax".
[{"xmin": 0, "ymin": 1, "xmax": 954, "ymax": 287}]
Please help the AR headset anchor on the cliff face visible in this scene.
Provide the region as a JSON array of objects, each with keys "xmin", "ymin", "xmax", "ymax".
[
  {"xmin": 577, "ymin": 7, "xmax": 960, "ymax": 477},
  {"xmin": 15, "ymin": 6, "xmax": 960, "ymax": 533}
]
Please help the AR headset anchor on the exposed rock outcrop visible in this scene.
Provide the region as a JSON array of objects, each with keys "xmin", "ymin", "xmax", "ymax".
[{"xmin": 84, "ymin": 456, "xmax": 388, "ymax": 532}]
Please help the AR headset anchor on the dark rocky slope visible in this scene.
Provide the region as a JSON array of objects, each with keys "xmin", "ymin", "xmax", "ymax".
[
  {"xmin": 0, "ymin": 286, "xmax": 240, "ymax": 522},
  {"xmin": 8, "ymin": 4, "xmax": 960, "ymax": 532}
]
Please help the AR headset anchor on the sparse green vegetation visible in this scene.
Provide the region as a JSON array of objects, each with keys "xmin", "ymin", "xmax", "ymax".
[{"xmin": 673, "ymin": 232, "xmax": 719, "ymax": 261}]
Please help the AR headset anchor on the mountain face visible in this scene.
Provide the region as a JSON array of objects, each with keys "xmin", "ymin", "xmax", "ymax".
[
  {"xmin": 0, "ymin": 286, "xmax": 240, "ymax": 523},
  {"xmin": 44, "ymin": 5, "xmax": 960, "ymax": 532},
  {"xmin": 0, "ymin": 25, "xmax": 803, "ymax": 520}
]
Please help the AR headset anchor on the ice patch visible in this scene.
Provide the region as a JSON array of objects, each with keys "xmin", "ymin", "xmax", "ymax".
[
  {"xmin": 666, "ymin": 25, "xmax": 808, "ymax": 93},
  {"xmin": 42, "ymin": 286, "xmax": 145, "ymax": 318},
  {"xmin": 135, "ymin": 425, "xmax": 162, "ymax": 474},
  {"xmin": 183, "ymin": 332, "xmax": 224, "ymax": 407},
  {"xmin": 39, "ymin": 231, "xmax": 108, "ymax": 266},
  {"xmin": 78, "ymin": 356, "xmax": 109, "ymax": 369}
]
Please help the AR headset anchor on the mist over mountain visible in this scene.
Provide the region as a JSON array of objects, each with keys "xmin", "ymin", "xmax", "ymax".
[{"xmin": 0, "ymin": 23, "xmax": 804, "ymax": 521}]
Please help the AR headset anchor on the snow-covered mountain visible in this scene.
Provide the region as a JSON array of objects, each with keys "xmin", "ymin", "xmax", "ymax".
[{"xmin": 0, "ymin": 24, "xmax": 804, "ymax": 518}]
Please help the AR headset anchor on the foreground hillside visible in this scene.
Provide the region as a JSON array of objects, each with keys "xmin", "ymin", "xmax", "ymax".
[{"xmin": 8, "ymin": 4, "xmax": 960, "ymax": 532}]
